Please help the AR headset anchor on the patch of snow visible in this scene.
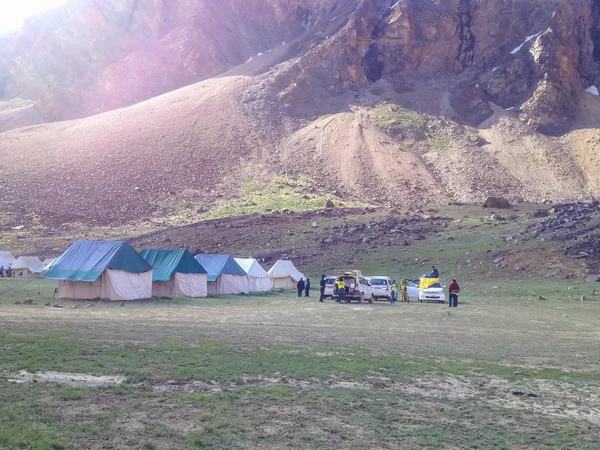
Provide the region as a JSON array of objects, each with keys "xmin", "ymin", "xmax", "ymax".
[
  {"xmin": 329, "ymin": 15, "xmax": 338, "ymax": 22},
  {"xmin": 5, "ymin": 371, "xmax": 125, "ymax": 387},
  {"xmin": 510, "ymin": 31, "xmax": 542, "ymax": 55},
  {"xmin": 245, "ymin": 57, "xmax": 253, "ymax": 63},
  {"xmin": 505, "ymin": 107, "xmax": 515, "ymax": 111},
  {"xmin": 585, "ymin": 86, "xmax": 599, "ymax": 96},
  {"xmin": 256, "ymin": 52, "xmax": 264, "ymax": 57},
  {"xmin": 390, "ymin": 1, "xmax": 401, "ymax": 9},
  {"xmin": 267, "ymin": 49, "xmax": 272, "ymax": 53},
  {"xmin": 491, "ymin": 66, "xmax": 500, "ymax": 73},
  {"xmin": 282, "ymin": 41, "xmax": 286, "ymax": 46}
]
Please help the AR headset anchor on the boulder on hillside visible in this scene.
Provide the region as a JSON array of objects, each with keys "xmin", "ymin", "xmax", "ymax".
[
  {"xmin": 483, "ymin": 197, "xmax": 511, "ymax": 209},
  {"xmin": 586, "ymin": 275, "xmax": 600, "ymax": 282},
  {"xmin": 325, "ymin": 199, "xmax": 335, "ymax": 208},
  {"xmin": 533, "ymin": 209, "xmax": 549, "ymax": 218}
]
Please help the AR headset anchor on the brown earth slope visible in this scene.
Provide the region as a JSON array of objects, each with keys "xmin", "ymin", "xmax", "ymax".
[{"xmin": 1, "ymin": 0, "xmax": 600, "ymax": 232}]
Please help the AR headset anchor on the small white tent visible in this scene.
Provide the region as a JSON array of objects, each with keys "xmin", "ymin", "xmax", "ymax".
[
  {"xmin": 0, "ymin": 251, "xmax": 16, "ymax": 269},
  {"xmin": 11, "ymin": 256, "xmax": 45, "ymax": 278},
  {"xmin": 268, "ymin": 260, "xmax": 305, "ymax": 290},
  {"xmin": 235, "ymin": 258, "xmax": 271, "ymax": 292},
  {"xmin": 42, "ymin": 257, "xmax": 59, "ymax": 273}
]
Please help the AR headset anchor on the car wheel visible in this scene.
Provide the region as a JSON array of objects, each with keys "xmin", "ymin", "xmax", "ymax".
[{"xmin": 369, "ymin": 294, "xmax": 374, "ymax": 304}]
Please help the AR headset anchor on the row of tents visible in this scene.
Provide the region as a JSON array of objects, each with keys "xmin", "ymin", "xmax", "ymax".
[
  {"xmin": 0, "ymin": 252, "xmax": 50, "ymax": 277},
  {"xmin": 2, "ymin": 241, "xmax": 306, "ymax": 301}
]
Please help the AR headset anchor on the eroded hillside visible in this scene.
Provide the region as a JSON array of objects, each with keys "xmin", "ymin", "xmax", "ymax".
[{"xmin": 1, "ymin": 0, "xmax": 600, "ymax": 233}]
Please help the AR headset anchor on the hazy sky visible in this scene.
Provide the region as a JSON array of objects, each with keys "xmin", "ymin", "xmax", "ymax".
[{"xmin": 0, "ymin": 0, "xmax": 67, "ymax": 33}]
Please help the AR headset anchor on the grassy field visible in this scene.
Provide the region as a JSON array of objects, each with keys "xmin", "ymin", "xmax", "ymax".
[{"xmin": 1, "ymin": 278, "xmax": 600, "ymax": 449}]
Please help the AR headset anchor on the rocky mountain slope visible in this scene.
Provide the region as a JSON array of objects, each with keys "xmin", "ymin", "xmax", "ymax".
[
  {"xmin": 0, "ymin": 0, "xmax": 357, "ymax": 121},
  {"xmin": 1, "ymin": 0, "xmax": 600, "ymax": 232}
]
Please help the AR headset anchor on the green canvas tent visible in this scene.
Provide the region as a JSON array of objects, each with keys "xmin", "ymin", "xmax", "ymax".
[{"xmin": 140, "ymin": 249, "xmax": 208, "ymax": 298}]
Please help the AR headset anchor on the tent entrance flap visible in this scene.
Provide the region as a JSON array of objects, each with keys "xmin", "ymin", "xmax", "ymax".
[
  {"xmin": 101, "ymin": 270, "xmax": 152, "ymax": 301},
  {"xmin": 171, "ymin": 273, "xmax": 208, "ymax": 298}
]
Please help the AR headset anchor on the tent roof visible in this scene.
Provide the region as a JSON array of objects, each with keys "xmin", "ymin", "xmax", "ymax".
[
  {"xmin": 42, "ymin": 257, "xmax": 59, "ymax": 272},
  {"xmin": 11, "ymin": 256, "xmax": 45, "ymax": 273},
  {"xmin": 267, "ymin": 260, "xmax": 305, "ymax": 282},
  {"xmin": 0, "ymin": 251, "xmax": 16, "ymax": 267},
  {"xmin": 194, "ymin": 254, "xmax": 246, "ymax": 281},
  {"xmin": 140, "ymin": 249, "xmax": 207, "ymax": 282},
  {"xmin": 234, "ymin": 258, "xmax": 269, "ymax": 278},
  {"xmin": 43, "ymin": 240, "xmax": 152, "ymax": 282}
]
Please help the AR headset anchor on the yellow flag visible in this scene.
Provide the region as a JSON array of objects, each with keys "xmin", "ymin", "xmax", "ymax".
[{"xmin": 419, "ymin": 277, "xmax": 439, "ymax": 291}]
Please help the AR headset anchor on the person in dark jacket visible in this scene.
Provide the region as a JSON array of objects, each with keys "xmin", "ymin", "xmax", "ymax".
[
  {"xmin": 319, "ymin": 275, "xmax": 326, "ymax": 302},
  {"xmin": 448, "ymin": 279, "xmax": 460, "ymax": 308},
  {"xmin": 431, "ymin": 266, "xmax": 440, "ymax": 278},
  {"xmin": 305, "ymin": 278, "xmax": 311, "ymax": 297},
  {"xmin": 297, "ymin": 278, "xmax": 305, "ymax": 298}
]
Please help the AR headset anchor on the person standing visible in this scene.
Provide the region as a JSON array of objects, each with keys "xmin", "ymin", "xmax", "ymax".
[
  {"xmin": 390, "ymin": 280, "xmax": 397, "ymax": 304},
  {"xmin": 319, "ymin": 275, "xmax": 326, "ymax": 302},
  {"xmin": 400, "ymin": 279, "xmax": 409, "ymax": 303},
  {"xmin": 305, "ymin": 278, "xmax": 311, "ymax": 297},
  {"xmin": 449, "ymin": 279, "xmax": 460, "ymax": 308},
  {"xmin": 336, "ymin": 277, "xmax": 346, "ymax": 303},
  {"xmin": 297, "ymin": 278, "xmax": 305, "ymax": 298}
]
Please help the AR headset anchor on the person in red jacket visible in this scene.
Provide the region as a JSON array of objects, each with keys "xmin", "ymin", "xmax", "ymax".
[{"xmin": 448, "ymin": 279, "xmax": 460, "ymax": 308}]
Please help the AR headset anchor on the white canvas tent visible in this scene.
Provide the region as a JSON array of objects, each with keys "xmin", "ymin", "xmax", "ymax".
[
  {"xmin": 268, "ymin": 260, "xmax": 305, "ymax": 290},
  {"xmin": 42, "ymin": 257, "xmax": 59, "ymax": 273},
  {"xmin": 11, "ymin": 256, "xmax": 45, "ymax": 278},
  {"xmin": 43, "ymin": 241, "xmax": 153, "ymax": 301},
  {"xmin": 235, "ymin": 258, "xmax": 271, "ymax": 292},
  {"xmin": 0, "ymin": 251, "xmax": 16, "ymax": 269}
]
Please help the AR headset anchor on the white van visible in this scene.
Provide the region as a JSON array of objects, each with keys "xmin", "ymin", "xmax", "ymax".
[
  {"xmin": 369, "ymin": 276, "xmax": 392, "ymax": 301},
  {"xmin": 331, "ymin": 273, "xmax": 373, "ymax": 303}
]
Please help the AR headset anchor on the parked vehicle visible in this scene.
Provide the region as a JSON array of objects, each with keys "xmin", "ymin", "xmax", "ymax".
[
  {"xmin": 418, "ymin": 282, "xmax": 446, "ymax": 303},
  {"xmin": 336, "ymin": 272, "xmax": 372, "ymax": 303},
  {"xmin": 369, "ymin": 276, "xmax": 392, "ymax": 301},
  {"xmin": 405, "ymin": 279, "xmax": 420, "ymax": 301},
  {"xmin": 323, "ymin": 276, "xmax": 337, "ymax": 299}
]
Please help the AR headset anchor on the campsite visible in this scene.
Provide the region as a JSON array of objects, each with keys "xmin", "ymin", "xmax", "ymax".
[
  {"xmin": 1, "ymin": 202, "xmax": 600, "ymax": 449},
  {"xmin": 2, "ymin": 0, "xmax": 600, "ymax": 447},
  {"xmin": 1, "ymin": 276, "xmax": 600, "ymax": 449}
]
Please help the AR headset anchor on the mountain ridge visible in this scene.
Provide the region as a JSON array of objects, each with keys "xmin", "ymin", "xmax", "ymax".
[{"xmin": 1, "ymin": 0, "xmax": 600, "ymax": 233}]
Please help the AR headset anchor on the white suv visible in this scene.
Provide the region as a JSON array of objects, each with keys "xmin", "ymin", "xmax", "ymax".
[
  {"xmin": 369, "ymin": 276, "xmax": 392, "ymax": 301},
  {"xmin": 335, "ymin": 273, "xmax": 373, "ymax": 303}
]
